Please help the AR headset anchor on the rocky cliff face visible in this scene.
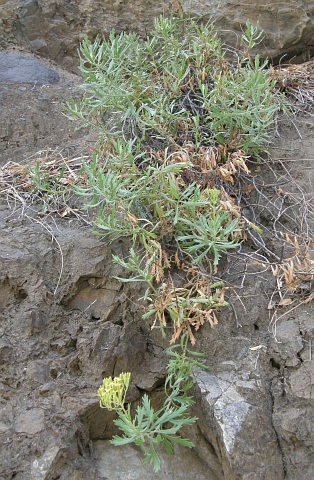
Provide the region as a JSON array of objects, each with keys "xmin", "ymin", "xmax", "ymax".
[
  {"xmin": 1, "ymin": 0, "xmax": 314, "ymax": 71},
  {"xmin": 0, "ymin": 2, "xmax": 314, "ymax": 479},
  {"xmin": 0, "ymin": 51, "xmax": 313, "ymax": 479}
]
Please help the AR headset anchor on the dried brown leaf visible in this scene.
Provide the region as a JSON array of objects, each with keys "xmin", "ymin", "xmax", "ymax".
[{"xmin": 278, "ymin": 298, "xmax": 293, "ymax": 307}]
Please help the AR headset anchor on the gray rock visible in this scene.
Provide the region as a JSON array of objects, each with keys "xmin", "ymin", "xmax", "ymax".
[
  {"xmin": 0, "ymin": 337, "xmax": 13, "ymax": 364},
  {"xmin": 15, "ymin": 408, "xmax": 45, "ymax": 434},
  {"xmin": 0, "ymin": 53, "xmax": 59, "ymax": 85},
  {"xmin": 289, "ymin": 362, "xmax": 314, "ymax": 399},
  {"xmin": 92, "ymin": 440, "xmax": 219, "ymax": 480},
  {"xmin": 186, "ymin": 0, "xmax": 314, "ymax": 62},
  {"xmin": 270, "ymin": 319, "xmax": 304, "ymax": 367},
  {"xmin": 29, "ymin": 38, "xmax": 48, "ymax": 51},
  {"xmin": 193, "ymin": 369, "xmax": 285, "ymax": 479},
  {"xmin": 0, "ymin": 403, "xmax": 13, "ymax": 434},
  {"xmin": 273, "ymin": 401, "xmax": 314, "ymax": 480},
  {"xmin": 31, "ymin": 446, "xmax": 60, "ymax": 480}
]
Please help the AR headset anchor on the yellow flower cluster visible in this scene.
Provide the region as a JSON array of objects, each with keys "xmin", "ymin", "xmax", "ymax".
[{"xmin": 97, "ymin": 372, "xmax": 131, "ymax": 411}]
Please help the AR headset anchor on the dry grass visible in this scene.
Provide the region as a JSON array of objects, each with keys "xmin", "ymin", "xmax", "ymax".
[
  {"xmin": 270, "ymin": 59, "xmax": 314, "ymax": 106},
  {"xmin": 0, "ymin": 147, "xmax": 91, "ymax": 220}
]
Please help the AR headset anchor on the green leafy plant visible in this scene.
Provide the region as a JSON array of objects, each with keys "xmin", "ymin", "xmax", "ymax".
[
  {"xmin": 25, "ymin": 158, "xmax": 80, "ymax": 214},
  {"xmin": 241, "ymin": 19, "xmax": 264, "ymax": 64},
  {"xmin": 65, "ymin": 6, "xmax": 283, "ymax": 471},
  {"xmin": 176, "ymin": 188, "xmax": 241, "ymax": 265},
  {"xmin": 28, "ymin": 160, "xmax": 67, "ymax": 196},
  {"xmin": 98, "ymin": 335, "xmax": 206, "ymax": 472},
  {"xmin": 66, "ymin": 16, "xmax": 279, "ymax": 153},
  {"xmin": 65, "ymin": 12, "xmax": 280, "ymax": 277}
]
